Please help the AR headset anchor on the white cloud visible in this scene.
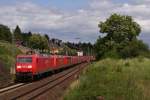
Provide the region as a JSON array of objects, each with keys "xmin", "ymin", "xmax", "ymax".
[
  {"xmin": 0, "ymin": 0, "xmax": 150, "ymax": 44},
  {"xmin": 136, "ymin": 19, "xmax": 150, "ymax": 33},
  {"xmin": 111, "ymin": 3, "xmax": 150, "ymax": 34}
]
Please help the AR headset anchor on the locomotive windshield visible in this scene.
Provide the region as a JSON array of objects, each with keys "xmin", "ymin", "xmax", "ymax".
[{"xmin": 17, "ymin": 57, "xmax": 32, "ymax": 63}]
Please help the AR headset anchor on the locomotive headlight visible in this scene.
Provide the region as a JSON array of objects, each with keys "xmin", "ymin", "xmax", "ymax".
[
  {"xmin": 28, "ymin": 65, "xmax": 32, "ymax": 68},
  {"xmin": 17, "ymin": 66, "xmax": 21, "ymax": 69}
]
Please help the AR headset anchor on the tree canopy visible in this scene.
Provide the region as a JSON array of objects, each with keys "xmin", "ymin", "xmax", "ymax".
[
  {"xmin": 28, "ymin": 34, "xmax": 49, "ymax": 50},
  {"xmin": 99, "ymin": 13, "xmax": 141, "ymax": 42},
  {"xmin": 21, "ymin": 32, "xmax": 32, "ymax": 46},
  {"xmin": 14, "ymin": 25, "xmax": 22, "ymax": 41},
  {"xmin": 44, "ymin": 34, "xmax": 50, "ymax": 42},
  {"xmin": 0, "ymin": 24, "xmax": 12, "ymax": 42},
  {"xmin": 95, "ymin": 13, "xmax": 149, "ymax": 59}
]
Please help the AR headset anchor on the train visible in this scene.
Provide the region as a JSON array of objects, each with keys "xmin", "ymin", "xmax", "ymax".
[{"xmin": 15, "ymin": 54, "xmax": 94, "ymax": 81}]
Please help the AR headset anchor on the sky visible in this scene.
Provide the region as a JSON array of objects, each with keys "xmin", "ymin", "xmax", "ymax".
[{"xmin": 0, "ymin": 0, "xmax": 150, "ymax": 45}]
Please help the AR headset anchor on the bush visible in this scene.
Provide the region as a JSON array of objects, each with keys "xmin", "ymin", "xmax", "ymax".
[
  {"xmin": 103, "ymin": 49, "xmax": 120, "ymax": 59},
  {"xmin": 119, "ymin": 40, "xmax": 149, "ymax": 58},
  {"xmin": 95, "ymin": 38, "xmax": 149, "ymax": 59}
]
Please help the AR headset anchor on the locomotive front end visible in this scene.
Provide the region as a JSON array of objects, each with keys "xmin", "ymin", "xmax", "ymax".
[{"xmin": 15, "ymin": 55, "xmax": 34, "ymax": 80}]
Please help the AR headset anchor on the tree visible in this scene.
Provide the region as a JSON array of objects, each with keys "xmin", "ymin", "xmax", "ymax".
[
  {"xmin": 21, "ymin": 32, "xmax": 32, "ymax": 46},
  {"xmin": 44, "ymin": 34, "xmax": 50, "ymax": 42},
  {"xmin": 40, "ymin": 35, "xmax": 49, "ymax": 50},
  {"xmin": 99, "ymin": 13, "xmax": 141, "ymax": 42},
  {"xmin": 14, "ymin": 25, "xmax": 22, "ymax": 41},
  {"xmin": 0, "ymin": 24, "xmax": 12, "ymax": 42},
  {"xmin": 29, "ymin": 34, "xmax": 49, "ymax": 50},
  {"xmin": 95, "ymin": 13, "xmax": 148, "ymax": 59},
  {"xmin": 28, "ymin": 31, "xmax": 32, "ymax": 37}
]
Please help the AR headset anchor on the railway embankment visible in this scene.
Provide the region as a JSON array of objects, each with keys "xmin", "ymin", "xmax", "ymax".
[
  {"xmin": 64, "ymin": 58, "xmax": 150, "ymax": 100},
  {"xmin": 0, "ymin": 60, "xmax": 12, "ymax": 88},
  {"xmin": 0, "ymin": 41, "xmax": 22, "ymax": 88}
]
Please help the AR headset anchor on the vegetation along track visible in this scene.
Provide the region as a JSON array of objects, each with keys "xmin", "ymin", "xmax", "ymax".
[{"xmin": 0, "ymin": 62, "xmax": 88, "ymax": 100}]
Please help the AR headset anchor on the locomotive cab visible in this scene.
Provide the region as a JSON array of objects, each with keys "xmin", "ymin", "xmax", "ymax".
[
  {"xmin": 16, "ymin": 57, "xmax": 32, "ymax": 71},
  {"xmin": 15, "ymin": 55, "xmax": 36, "ymax": 80}
]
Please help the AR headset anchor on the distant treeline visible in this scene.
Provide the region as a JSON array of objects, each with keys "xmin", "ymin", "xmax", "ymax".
[
  {"xmin": 65, "ymin": 42, "xmax": 94, "ymax": 56},
  {"xmin": 0, "ymin": 24, "xmax": 95, "ymax": 55},
  {"xmin": 0, "ymin": 24, "xmax": 50, "ymax": 50}
]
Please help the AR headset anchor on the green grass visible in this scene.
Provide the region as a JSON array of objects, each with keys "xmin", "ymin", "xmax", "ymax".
[{"xmin": 64, "ymin": 58, "xmax": 150, "ymax": 100}]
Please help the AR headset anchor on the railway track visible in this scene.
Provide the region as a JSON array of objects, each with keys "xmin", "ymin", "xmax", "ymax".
[
  {"xmin": 0, "ymin": 62, "xmax": 88, "ymax": 100},
  {"xmin": 0, "ymin": 83, "xmax": 26, "ymax": 94}
]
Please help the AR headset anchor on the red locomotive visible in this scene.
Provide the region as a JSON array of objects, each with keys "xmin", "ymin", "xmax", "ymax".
[{"xmin": 15, "ymin": 54, "xmax": 94, "ymax": 81}]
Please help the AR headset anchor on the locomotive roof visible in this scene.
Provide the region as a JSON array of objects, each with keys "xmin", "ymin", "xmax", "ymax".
[
  {"xmin": 17, "ymin": 54, "xmax": 83, "ymax": 58},
  {"xmin": 17, "ymin": 54, "xmax": 35, "ymax": 57}
]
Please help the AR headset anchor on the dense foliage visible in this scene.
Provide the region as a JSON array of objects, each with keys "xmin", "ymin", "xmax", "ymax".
[
  {"xmin": 14, "ymin": 25, "xmax": 22, "ymax": 41},
  {"xmin": 21, "ymin": 32, "xmax": 32, "ymax": 46},
  {"xmin": 28, "ymin": 34, "xmax": 49, "ymax": 50},
  {"xmin": 0, "ymin": 24, "xmax": 12, "ymax": 42},
  {"xmin": 0, "ymin": 41, "xmax": 22, "ymax": 87},
  {"xmin": 0, "ymin": 41, "xmax": 22, "ymax": 69},
  {"xmin": 95, "ymin": 14, "xmax": 149, "ymax": 59}
]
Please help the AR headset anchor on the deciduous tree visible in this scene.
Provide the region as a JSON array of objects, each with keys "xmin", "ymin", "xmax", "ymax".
[
  {"xmin": 95, "ymin": 13, "xmax": 148, "ymax": 59},
  {"xmin": 29, "ymin": 34, "xmax": 49, "ymax": 50}
]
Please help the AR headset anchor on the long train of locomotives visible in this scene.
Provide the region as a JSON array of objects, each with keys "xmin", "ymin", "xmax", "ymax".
[{"xmin": 15, "ymin": 54, "xmax": 95, "ymax": 81}]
